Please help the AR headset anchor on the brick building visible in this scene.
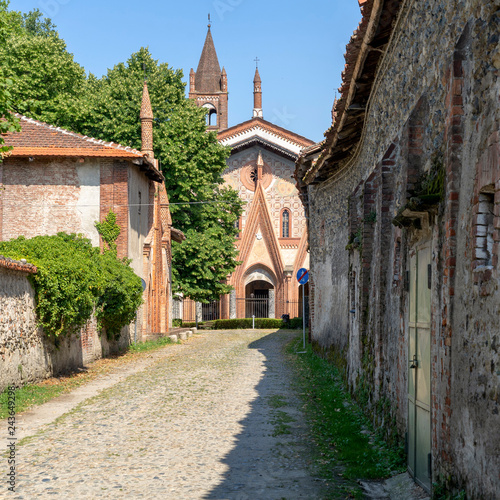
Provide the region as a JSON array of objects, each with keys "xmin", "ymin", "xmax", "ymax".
[
  {"xmin": 1, "ymin": 82, "xmax": 183, "ymax": 344},
  {"xmin": 295, "ymin": 0, "xmax": 499, "ymax": 495},
  {"xmin": 187, "ymin": 25, "xmax": 314, "ymax": 320}
]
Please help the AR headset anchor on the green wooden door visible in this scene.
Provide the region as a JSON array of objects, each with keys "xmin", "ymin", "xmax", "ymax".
[{"xmin": 408, "ymin": 243, "xmax": 431, "ymax": 491}]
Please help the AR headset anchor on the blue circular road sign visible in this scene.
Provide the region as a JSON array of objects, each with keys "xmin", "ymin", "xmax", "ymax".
[{"xmin": 297, "ymin": 268, "xmax": 309, "ymax": 285}]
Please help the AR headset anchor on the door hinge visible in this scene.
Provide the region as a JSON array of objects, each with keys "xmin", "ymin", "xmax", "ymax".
[
  {"xmin": 427, "ymin": 264, "xmax": 432, "ymax": 289},
  {"xmin": 404, "ymin": 432, "xmax": 408, "ymax": 455},
  {"xmin": 428, "ymin": 452, "xmax": 432, "ymax": 477},
  {"xmin": 405, "ymin": 270, "xmax": 410, "ymax": 292}
]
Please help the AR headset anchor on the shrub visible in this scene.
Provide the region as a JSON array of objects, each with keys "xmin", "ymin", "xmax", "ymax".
[
  {"xmin": 172, "ymin": 319, "xmax": 182, "ymax": 327},
  {"xmin": 182, "ymin": 321, "xmax": 204, "ymax": 328},
  {"xmin": 0, "ymin": 232, "xmax": 142, "ymax": 339},
  {"xmin": 213, "ymin": 318, "xmax": 284, "ymax": 329},
  {"xmin": 95, "ymin": 251, "xmax": 143, "ymax": 340},
  {"xmin": 287, "ymin": 317, "xmax": 304, "ymax": 329}
]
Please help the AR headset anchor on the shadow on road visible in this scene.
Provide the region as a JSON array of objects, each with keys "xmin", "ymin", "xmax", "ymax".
[{"xmin": 205, "ymin": 330, "xmax": 325, "ymax": 500}]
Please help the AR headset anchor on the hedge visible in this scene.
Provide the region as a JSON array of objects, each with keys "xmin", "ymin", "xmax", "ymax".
[{"xmin": 213, "ymin": 318, "xmax": 305, "ymax": 330}]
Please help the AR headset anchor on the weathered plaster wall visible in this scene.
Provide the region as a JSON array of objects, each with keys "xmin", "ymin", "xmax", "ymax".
[
  {"xmin": 306, "ymin": 0, "xmax": 499, "ymax": 495},
  {"xmin": 128, "ymin": 165, "xmax": 151, "ymax": 278},
  {"xmin": 1, "ymin": 159, "xmax": 100, "ymax": 244}
]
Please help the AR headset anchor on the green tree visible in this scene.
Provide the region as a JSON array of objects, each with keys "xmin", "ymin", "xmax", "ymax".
[
  {"xmin": 0, "ymin": 2, "xmax": 243, "ymax": 301},
  {"xmin": 68, "ymin": 48, "xmax": 244, "ymax": 302},
  {"xmin": 0, "ymin": 1, "xmax": 21, "ymax": 156},
  {"xmin": 0, "ymin": 4, "xmax": 86, "ymax": 128}
]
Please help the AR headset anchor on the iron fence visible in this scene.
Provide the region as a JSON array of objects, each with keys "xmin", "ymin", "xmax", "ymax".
[
  {"xmin": 284, "ymin": 297, "xmax": 309, "ymax": 324},
  {"xmin": 236, "ymin": 298, "xmax": 269, "ymax": 318},
  {"xmin": 172, "ymin": 298, "xmax": 220, "ymax": 322}
]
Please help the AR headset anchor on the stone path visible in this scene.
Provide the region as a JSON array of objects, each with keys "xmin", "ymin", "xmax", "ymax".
[{"xmin": 5, "ymin": 330, "xmax": 328, "ymax": 499}]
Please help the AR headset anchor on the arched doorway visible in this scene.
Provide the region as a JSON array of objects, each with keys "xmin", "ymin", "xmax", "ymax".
[
  {"xmin": 245, "ymin": 280, "xmax": 273, "ymax": 318},
  {"xmin": 238, "ymin": 266, "xmax": 277, "ymax": 318}
]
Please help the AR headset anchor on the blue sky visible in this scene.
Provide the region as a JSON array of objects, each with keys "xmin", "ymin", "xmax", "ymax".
[{"xmin": 9, "ymin": 0, "xmax": 361, "ymax": 142}]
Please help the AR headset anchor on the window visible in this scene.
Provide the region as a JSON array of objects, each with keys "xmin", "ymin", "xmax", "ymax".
[
  {"xmin": 282, "ymin": 209, "xmax": 290, "ymax": 238},
  {"xmin": 475, "ymin": 190, "xmax": 494, "ymax": 267},
  {"xmin": 234, "ymin": 218, "xmax": 240, "ymax": 238},
  {"xmin": 202, "ymin": 103, "xmax": 217, "ymax": 127},
  {"xmin": 138, "ymin": 191, "xmax": 142, "ymax": 215}
]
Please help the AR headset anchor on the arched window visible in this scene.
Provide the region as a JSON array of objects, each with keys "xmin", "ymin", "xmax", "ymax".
[
  {"xmin": 282, "ymin": 209, "xmax": 290, "ymax": 238},
  {"xmin": 202, "ymin": 103, "xmax": 217, "ymax": 127}
]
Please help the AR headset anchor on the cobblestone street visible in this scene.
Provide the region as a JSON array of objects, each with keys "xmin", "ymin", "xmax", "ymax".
[{"xmin": 10, "ymin": 330, "xmax": 326, "ymax": 499}]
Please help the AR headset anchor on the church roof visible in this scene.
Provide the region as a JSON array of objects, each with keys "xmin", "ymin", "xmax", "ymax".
[
  {"xmin": 2, "ymin": 114, "xmax": 164, "ymax": 182},
  {"xmin": 194, "ymin": 27, "xmax": 222, "ymax": 93},
  {"xmin": 218, "ymin": 117, "xmax": 314, "ymax": 158}
]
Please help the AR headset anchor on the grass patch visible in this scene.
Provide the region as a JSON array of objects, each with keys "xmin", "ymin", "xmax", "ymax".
[
  {"xmin": 0, "ymin": 335, "xmax": 178, "ymax": 419},
  {"xmin": 127, "ymin": 336, "xmax": 175, "ymax": 353},
  {"xmin": 286, "ymin": 336, "xmax": 405, "ymax": 493},
  {"xmin": 270, "ymin": 410, "xmax": 295, "ymax": 436},
  {"xmin": 268, "ymin": 394, "xmax": 288, "ymax": 408}
]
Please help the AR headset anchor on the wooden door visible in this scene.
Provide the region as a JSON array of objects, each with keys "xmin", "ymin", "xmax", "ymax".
[{"xmin": 408, "ymin": 243, "xmax": 432, "ymax": 491}]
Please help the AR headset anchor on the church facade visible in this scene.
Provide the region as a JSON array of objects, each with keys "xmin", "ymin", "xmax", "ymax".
[{"xmin": 188, "ymin": 26, "xmax": 314, "ymax": 320}]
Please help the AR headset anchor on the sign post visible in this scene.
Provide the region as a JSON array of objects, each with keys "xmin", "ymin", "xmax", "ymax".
[{"xmin": 296, "ymin": 268, "xmax": 309, "ymax": 352}]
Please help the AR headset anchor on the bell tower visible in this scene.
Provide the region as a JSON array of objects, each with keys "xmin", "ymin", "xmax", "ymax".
[
  {"xmin": 189, "ymin": 19, "xmax": 228, "ymax": 131},
  {"xmin": 253, "ymin": 65, "xmax": 263, "ymax": 119}
]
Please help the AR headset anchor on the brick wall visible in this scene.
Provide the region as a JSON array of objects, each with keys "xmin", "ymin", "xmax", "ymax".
[
  {"xmin": 100, "ymin": 160, "xmax": 129, "ymax": 259},
  {"xmin": 1, "ymin": 158, "xmax": 100, "ymax": 245}
]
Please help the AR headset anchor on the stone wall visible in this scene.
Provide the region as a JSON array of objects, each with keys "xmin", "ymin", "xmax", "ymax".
[
  {"xmin": 304, "ymin": 0, "xmax": 500, "ymax": 495},
  {"xmin": 0, "ymin": 265, "xmax": 130, "ymax": 392}
]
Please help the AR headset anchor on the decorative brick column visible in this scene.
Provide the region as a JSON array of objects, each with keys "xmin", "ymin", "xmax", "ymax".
[{"xmin": 268, "ymin": 289, "xmax": 275, "ymax": 318}]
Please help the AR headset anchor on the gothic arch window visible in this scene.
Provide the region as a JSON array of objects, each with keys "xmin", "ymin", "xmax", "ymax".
[
  {"xmin": 281, "ymin": 209, "xmax": 291, "ymax": 238},
  {"xmin": 202, "ymin": 103, "xmax": 217, "ymax": 127}
]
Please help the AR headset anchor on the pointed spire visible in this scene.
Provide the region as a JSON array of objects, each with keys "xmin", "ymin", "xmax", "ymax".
[
  {"xmin": 253, "ymin": 66, "xmax": 263, "ymax": 119},
  {"xmin": 140, "ymin": 80, "xmax": 153, "ymax": 120},
  {"xmin": 140, "ymin": 80, "xmax": 154, "ymax": 158},
  {"xmin": 195, "ymin": 26, "xmax": 222, "ymax": 93},
  {"xmin": 189, "ymin": 68, "xmax": 196, "ymax": 93}
]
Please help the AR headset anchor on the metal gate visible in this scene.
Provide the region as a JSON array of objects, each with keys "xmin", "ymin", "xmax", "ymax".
[{"xmin": 236, "ymin": 298, "xmax": 269, "ymax": 318}]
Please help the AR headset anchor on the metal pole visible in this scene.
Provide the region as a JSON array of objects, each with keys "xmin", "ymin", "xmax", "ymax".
[
  {"xmin": 252, "ymin": 315, "xmax": 255, "ymax": 329},
  {"xmin": 302, "ymin": 284, "xmax": 306, "ymax": 350}
]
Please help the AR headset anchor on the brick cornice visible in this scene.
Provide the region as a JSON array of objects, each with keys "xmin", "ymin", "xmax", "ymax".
[{"xmin": 218, "ymin": 118, "xmax": 314, "ymax": 150}]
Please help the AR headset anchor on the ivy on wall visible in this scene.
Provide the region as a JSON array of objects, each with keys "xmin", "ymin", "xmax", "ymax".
[{"xmin": 0, "ymin": 227, "xmax": 142, "ymax": 340}]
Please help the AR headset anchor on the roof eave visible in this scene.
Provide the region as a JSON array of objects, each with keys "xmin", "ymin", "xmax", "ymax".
[{"xmin": 300, "ymin": 0, "xmax": 402, "ymax": 187}]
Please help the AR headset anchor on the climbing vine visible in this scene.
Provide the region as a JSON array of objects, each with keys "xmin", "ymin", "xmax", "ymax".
[
  {"xmin": 94, "ymin": 210, "xmax": 121, "ymax": 253},
  {"xmin": 0, "ymin": 231, "xmax": 142, "ymax": 340}
]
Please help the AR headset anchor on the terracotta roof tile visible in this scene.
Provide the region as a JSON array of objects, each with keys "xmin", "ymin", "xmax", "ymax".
[
  {"xmin": 2, "ymin": 115, "xmax": 145, "ymax": 159},
  {"xmin": 0, "ymin": 256, "xmax": 37, "ymax": 274},
  {"xmin": 297, "ymin": 0, "xmax": 402, "ymax": 185}
]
